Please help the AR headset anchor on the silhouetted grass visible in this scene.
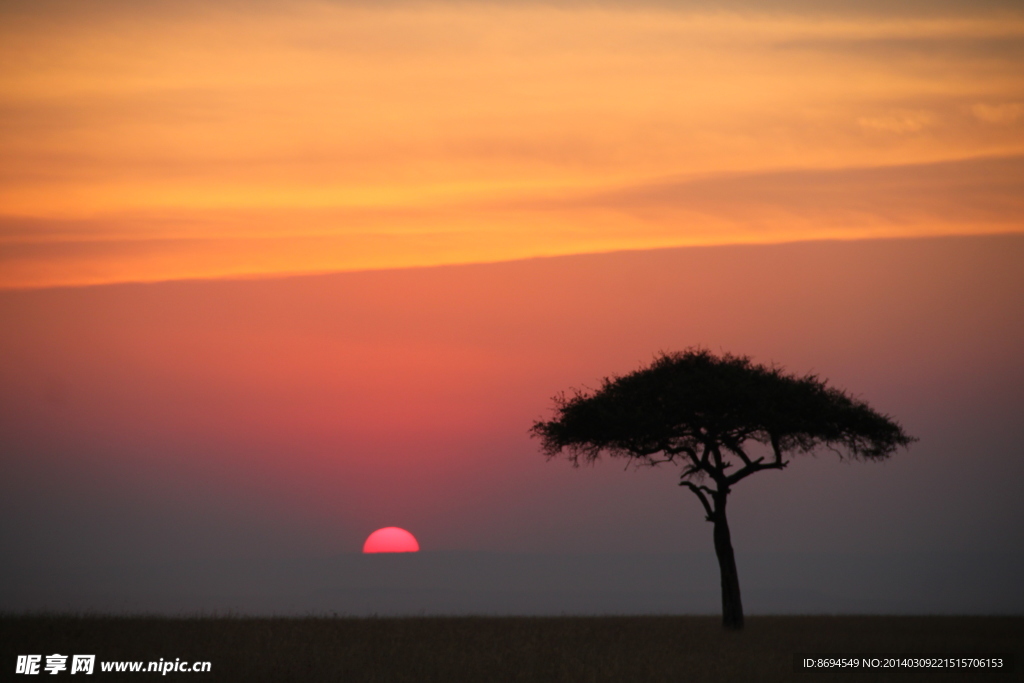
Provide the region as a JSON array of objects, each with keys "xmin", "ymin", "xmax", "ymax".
[{"xmin": 2, "ymin": 615, "xmax": 1020, "ymax": 682}]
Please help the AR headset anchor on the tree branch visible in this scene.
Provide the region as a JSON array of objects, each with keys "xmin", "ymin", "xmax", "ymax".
[
  {"xmin": 770, "ymin": 433, "xmax": 785, "ymax": 465},
  {"xmin": 708, "ymin": 443, "xmax": 734, "ymax": 488},
  {"xmin": 725, "ymin": 458, "xmax": 788, "ymax": 486},
  {"xmin": 725, "ymin": 439, "xmax": 754, "ymax": 468},
  {"xmin": 700, "ymin": 443, "xmax": 713, "ymax": 470},
  {"xmin": 683, "ymin": 448, "xmax": 704, "ymax": 478},
  {"xmin": 680, "ymin": 481, "xmax": 715, "ymax": 521}
]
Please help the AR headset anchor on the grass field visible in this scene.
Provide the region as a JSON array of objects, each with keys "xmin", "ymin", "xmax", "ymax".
[{"xmin": 2, "ymin": 615, "xmax": 1020, "ymax": 682}]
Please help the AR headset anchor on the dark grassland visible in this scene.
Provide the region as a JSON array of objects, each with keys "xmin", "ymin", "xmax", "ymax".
[{"xmin": 2, "ymin": 615, "xmax": 1020, "ymax": 682}]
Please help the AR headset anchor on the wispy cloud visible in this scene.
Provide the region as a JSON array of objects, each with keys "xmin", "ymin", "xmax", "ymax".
[
  {"xmin": 972, "ymin": 102, "xmax": 1024, "ymax": 124},
  {"xmin": 1, "ymin": 1, "xmax": 1022, "ymax": 287}
]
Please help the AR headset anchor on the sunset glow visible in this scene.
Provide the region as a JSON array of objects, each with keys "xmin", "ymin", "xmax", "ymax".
[
  {"xmin": 1, "ymin": 0, "xmax": 1023, "ymax": 621},
  {"xmin": 2, "ymin": 1, "xmax": 1022, "ymax": 288}
]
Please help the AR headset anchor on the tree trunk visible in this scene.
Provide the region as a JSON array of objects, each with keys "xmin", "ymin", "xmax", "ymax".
[{"xmin": 712, "ymin": 495, "xmax": 744, "ymax": 630}]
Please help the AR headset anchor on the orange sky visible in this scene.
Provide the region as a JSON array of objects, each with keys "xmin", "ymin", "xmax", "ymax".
[{"xmin": 2, "ymin": 0, "xmax": 1023, "ymax": 288}]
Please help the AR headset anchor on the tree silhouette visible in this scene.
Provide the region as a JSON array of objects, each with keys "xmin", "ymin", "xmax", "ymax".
[{"xmin": 531, "ymin": 349, "xmax": 916, "ymax": 630}]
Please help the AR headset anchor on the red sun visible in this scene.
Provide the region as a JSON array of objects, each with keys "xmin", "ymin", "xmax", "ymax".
[{"xmin": 362, "ymin": 527, "xmax": 420, "ymax": 553}]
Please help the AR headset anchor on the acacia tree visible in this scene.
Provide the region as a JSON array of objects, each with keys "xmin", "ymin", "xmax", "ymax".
[{"xmin": 531, "ymin": 349, "xmax": 915, "ymax": 630}]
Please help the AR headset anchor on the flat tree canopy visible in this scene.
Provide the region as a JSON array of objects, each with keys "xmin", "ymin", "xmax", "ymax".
[{"xmin": 532, "ymin": 349, "xmax": 915, "ymax": 629}]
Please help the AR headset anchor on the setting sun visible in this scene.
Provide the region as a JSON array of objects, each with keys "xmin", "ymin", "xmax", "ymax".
[{"xmin": 363, "ymin": 527, "xmax": 421, "ymax": 554}]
